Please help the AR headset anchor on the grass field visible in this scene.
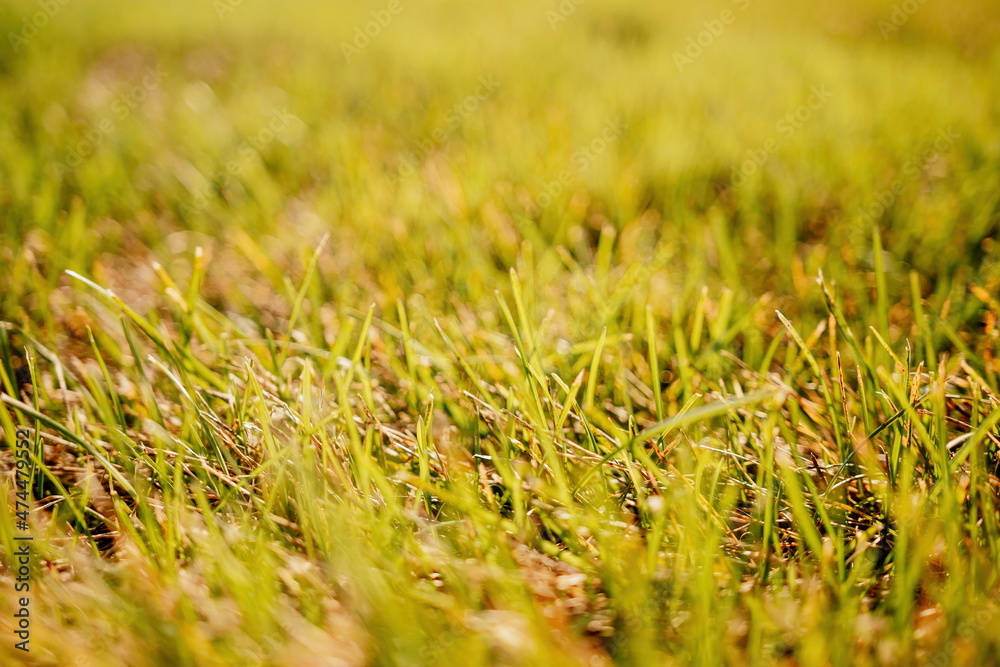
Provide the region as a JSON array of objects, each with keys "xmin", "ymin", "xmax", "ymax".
[{"xmin": 1, "ymin": 0, "xmax": 1000, "ymax": 664}]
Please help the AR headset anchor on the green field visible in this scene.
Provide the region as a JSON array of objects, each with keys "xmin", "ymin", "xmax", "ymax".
[{"xmin": 1, "ymin": 0, "xmax": 1000, "ymax": 664}]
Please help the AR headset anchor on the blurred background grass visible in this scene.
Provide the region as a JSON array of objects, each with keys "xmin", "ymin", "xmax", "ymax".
[{"xmin": 1, "ymin": 0, "xmax": 997, "ymax": 339}]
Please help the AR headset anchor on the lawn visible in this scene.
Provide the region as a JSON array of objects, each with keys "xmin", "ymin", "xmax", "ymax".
[{"xmin": 1, "ymin": 0, "xmax": 999, "ymax": 664}]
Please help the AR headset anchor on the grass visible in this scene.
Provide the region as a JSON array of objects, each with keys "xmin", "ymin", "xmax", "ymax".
[{"xmin": 1, "ymin": 0, "xmax": 999, "ymax": 664}]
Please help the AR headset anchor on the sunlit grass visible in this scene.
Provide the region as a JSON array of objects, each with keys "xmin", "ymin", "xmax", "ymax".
[{"xmin": 1, "ymin": 0, "xmax": 999, "ymax": 664}]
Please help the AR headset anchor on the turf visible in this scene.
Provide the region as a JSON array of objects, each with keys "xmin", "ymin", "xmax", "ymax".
[{"xmin": 1, "ymin": 0, "xmax": 999, "ymax": 664}]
